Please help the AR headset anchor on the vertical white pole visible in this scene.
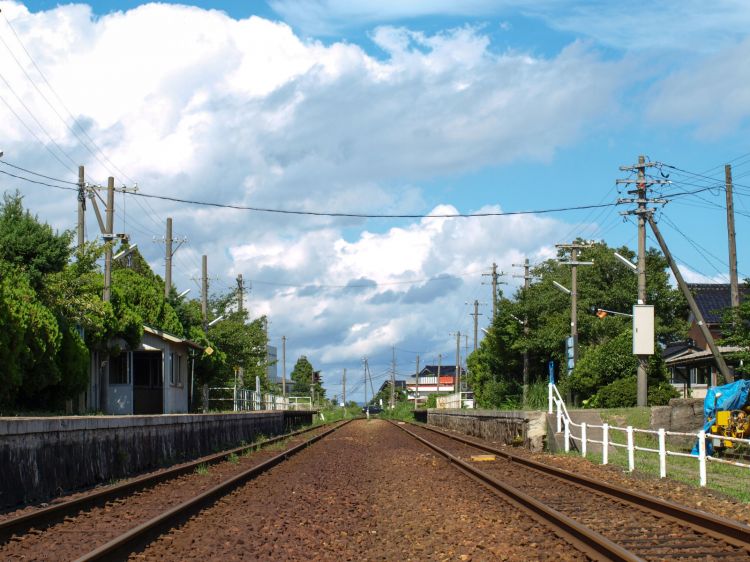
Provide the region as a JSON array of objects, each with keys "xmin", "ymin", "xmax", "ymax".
[
  {"xmin": 564, "ymin": 417, "xmax": 570, "ymax": 453},
  {"xmin": 581, "ymin": 422, "xmax": 587, "ymax": 457},
  {"xmin": 627, "ymin": 426, "xmax": 635, "ymax": 472},
  {"xmin": 556, "ymin": 401, "xmax": 562, "ymax": 433},
  {"xmin": 698, "ymin": 430, "xmax": 707, "ymax": 487},
  {"xmin": 602, "ymin": 423, "xmax": 609, "ymax": 465},
  {"xmin": 658, "ymin": 428, "xmax": 666, "ymax": 478},
  {"xmin": 548, "ymin": 384, "xmax": 554, "ymax": 414}
]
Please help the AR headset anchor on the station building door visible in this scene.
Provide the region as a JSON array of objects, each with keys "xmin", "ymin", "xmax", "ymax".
[{"xmin": 133, "ymin": 351, "xmax": 164, "ymax": 415}]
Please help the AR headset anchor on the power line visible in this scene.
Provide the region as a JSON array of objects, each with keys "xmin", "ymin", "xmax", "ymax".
[{"xmin": 0, "ymin": 160, "xmax": 78, "ymax": 185}]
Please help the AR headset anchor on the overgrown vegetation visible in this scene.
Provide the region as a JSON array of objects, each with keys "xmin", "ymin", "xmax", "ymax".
[
  {"xmin": 0, "ymin": 192, "xmax": 272, "ymax": 414},
  {"xmin": 466, "ymin": 241, "xmax": 688, "ymax": 409}
]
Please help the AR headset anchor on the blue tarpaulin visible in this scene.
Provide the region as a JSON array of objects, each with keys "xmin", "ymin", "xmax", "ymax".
[{"xmin": 692, "ymin": 379, "xmax": 750, "ymax": 455}]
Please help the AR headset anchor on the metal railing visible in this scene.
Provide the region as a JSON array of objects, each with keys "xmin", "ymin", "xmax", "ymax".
[
  {"xmin": 206, "ymin": 388, "xmax": 312, "ymax": 412},
  {"xmin": 548, "ymin": 383, "xmax": 750, "ymax": 487},
  {"xmin": 436, "ymin": 391, "xmax": 475, "ymax": 409}
]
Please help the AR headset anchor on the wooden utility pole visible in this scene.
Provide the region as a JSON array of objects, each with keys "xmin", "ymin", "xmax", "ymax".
[
  {"xmin": 165, "ymin": 218, "xmax": 173, "ymax": 299},
  {"xmin": 647, "ymin": 214, "xmax": 733, "ymax": 383},
  {"xmin": 77, "ymin": 166, "xmax": 85, "ymax": 251},
  {"xmin": 281, "ymin": 336, "xmax": 287, "ymax": 397},
  {"xmin": 201, "ymin": 255, "xmax": 208, "ymax": 331},
  {"xmin": 237, "ymin": 273, "xmax": 245, "ymax": 313},
  {"xmin": 103, "ymin": 177, "xmax": 115, "ymax": 302},
  {"xmin": 390, "ymin": 346, "xmax": 396, "ymax": 409},
  {"xmin": 726, "ymin": 164, "xmax": 740, "ymax": 309}
]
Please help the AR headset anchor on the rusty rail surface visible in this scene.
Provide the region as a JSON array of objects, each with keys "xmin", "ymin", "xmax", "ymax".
[
  {"xmin": 391, "ymin": 421, "xmax": 639, "ymax": 562},
  {"xmin": 74, "ymin": 419, "xmax": 350, "ymax": 561},
  {"xmin": 400, "ymin": 420, "xmax": 750, "ymax": 560}
]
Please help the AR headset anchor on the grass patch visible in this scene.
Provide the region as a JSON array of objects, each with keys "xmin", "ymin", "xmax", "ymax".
[
  {"xmin": 379, "ymin": 401, "xmax": 417, "ymax": 421},
  {"xmin": 565, "ymin": 407, "xmax": 750, "ymax": 502},
  {"xmin": 227, "ymin": 452, "xmax": 239, "ymax": 464},
  {"xmin": 194, "ymin": 463, "xmax": 209, "ymax": 476}
]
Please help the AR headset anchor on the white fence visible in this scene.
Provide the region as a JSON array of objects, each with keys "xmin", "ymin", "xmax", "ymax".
[
  {"xmin": 206, "ymin": 387, "xmax": 312, "ymax": 412},
  {"xmin": 547, "ymin": 383, "xmax": 750, "ymax": 487},
  {"xmin": 436, "ymin": 391, "xmax": 475, "ymax": 409}
]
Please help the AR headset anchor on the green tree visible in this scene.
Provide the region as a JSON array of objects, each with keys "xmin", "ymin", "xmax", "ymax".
[
  {"xmin": 467, "ymin": 241, "xmax": 687, "ymax": 408},
  {"xmin": 0, "ymin": 192, "xmax": 72, "ymax": 290},
  {"xmin": 291, "ymin": 356, "xmax": 314, "ymax": 395}
]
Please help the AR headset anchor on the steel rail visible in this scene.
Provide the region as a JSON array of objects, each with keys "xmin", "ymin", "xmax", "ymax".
[
  {"xmin": 409, "ymin": 421, "xmax": 750, "ymax": 550},
  {"xmin": 390, "ymin": 421, "xmax": 641, "ymax": 562},
  {"xmin": 74, "ymin": 418, "xmax": 351, "ymax": 561},
  {"xmin": 0, "ymin": 419, "xmax": 339, "ymax": 544}
]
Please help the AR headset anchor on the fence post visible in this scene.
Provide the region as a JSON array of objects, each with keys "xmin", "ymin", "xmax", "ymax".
[
  {"xmin": 581, "ymin": 422, "xmax": 587, "ymax": 457},
  {"xmin": 627, "ymin": 426, "xmax": 635, "ymax": 472},
  {"xmin": 564, "ymin": 417, "xmax": 570, "ymax": 453},
  {"xmin": 698, "ymin": 430, "xmax": 707, "ymax": 487},
  {"xmin": 548, "ymin": 383, "xmax": 554, "ymax": 414},
  {"xmin": 658, "ymin": 428, "xmax": 666, "ymax": 478},
  {"xmin": 602, "ymin": 423, "xmax": 609, "ymax": 465},
  {"xmin": 556, "ymin": 401, "xmax": 562, "ymax": 433}
]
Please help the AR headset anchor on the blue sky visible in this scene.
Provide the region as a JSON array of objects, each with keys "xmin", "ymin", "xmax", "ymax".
[{"xmin": 1, "ymin": 1, "xmax": 749, "ymax": 402}]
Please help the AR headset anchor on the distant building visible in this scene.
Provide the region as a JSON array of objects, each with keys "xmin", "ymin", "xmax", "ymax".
[
  {"xmin": 405, "ymin": 365, "xmax": 465, "ymax": 406},
  {"xmin": 267, "ymin": 345, "xmax": 278, "ymax": 384}
]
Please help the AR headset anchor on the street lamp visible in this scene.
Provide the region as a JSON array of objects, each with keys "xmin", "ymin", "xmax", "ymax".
[{"xmin": 614, "ymin": 252, "xmax": 637, "ymax": 272}]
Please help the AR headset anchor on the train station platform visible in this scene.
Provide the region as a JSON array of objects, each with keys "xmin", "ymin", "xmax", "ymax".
[{"xmin": 0, "ymin": 410, "xmax": 314, "ymax": 509}]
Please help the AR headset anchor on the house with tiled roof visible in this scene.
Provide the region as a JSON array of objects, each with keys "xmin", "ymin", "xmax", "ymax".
[{"xmin": 664, "ymin": 283, "xmax": 748, "ymax": 397}]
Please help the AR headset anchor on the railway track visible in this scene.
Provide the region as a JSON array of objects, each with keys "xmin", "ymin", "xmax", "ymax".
[
  {"xmin": 395, "ymin": 420, "xmax": 750, "ymax": 561},
  {"xmin": 0, "ymin": 419, "xmax": 350, "ymax": 560}
]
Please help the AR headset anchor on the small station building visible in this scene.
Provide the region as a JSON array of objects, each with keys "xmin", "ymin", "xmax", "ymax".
[{"xmin": 84, "ymin": 325, "xmax": 202, "ymax": 415}]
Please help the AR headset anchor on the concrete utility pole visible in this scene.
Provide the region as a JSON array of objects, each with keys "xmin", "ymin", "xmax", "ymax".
[
  {"xmin": 390, "ymin": 346, "xmax": 396, "ymax": 410},
  {"xmin": 363, "ymin": 357, "xmax": 368, "ymax": 408},
  {"xmin": 617, "ymin": 156, "xmax": 668, "ymax": 406},
  {"xmin": 281, "ymin": 336, "xmax": 287, "ymax": 397},
  {"xmin": 726, "ymin": 164, "xmax": 740, "ymax": 310},
  {"xmin": 237, "ymin": 273, "xmax": 245, "ymax": 313},
  {"xmin": 201, "ymin": 255, "xmax": 208, "ymax": 331},
  {"xmin": 103, "ymin": 177, "xmax": 115, "ymax": 302},
  {"xmin": 437, "ymin": 353, "xmax": 442, "ymax": 392},
  {"xmin": 513, "ymin": 258, "xmax": 533, "ymax": 406},
  {"xmin": 414, "ymin": 354, "xmax": 420, "ymax": 409},
  {"xmin": 165, "ymin": 218, "xmax": 173, "ymax": 299},
  {"xmin": 455, "ymin": 331, "xmax": 461, "ymax": 394},
  {"xmin": 342, "ymin": 367, "xmax": 346, "ymax": 407},
  {"xmin": 555, "ymin": 243, "xmax": 593, "ymax": 372},
  {"xmin": 469, "ymin": 300, "xmax": 484, "ymax": 352},
  {"xmin": 483, "ymin": 263, "xmax": 505, "ymax": 319},
  {"xmin": 157, "ymin": 217, "xmax": 186, "ymax": 299},
  {"xmin": 647, "ymin": 214, "xmax": 733, "ymax": 383},
  {"xmin": 77, "ymin": 165, "xmax": 85, "ymax": 251}
]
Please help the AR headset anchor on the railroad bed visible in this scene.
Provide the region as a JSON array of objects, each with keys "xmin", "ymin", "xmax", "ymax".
[{"xmin": 2, "ymin": 419, "xmax": 749, "ymax": 560}]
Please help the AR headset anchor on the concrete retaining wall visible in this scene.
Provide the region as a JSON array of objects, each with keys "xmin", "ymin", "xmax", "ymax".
[
  {"xmin": 0, "ymin": 411, "xmax": 312, "ymax": 509},
  {"xmin": 427, "ymin": 409, "xmax": 547, "ymax": 452}
]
